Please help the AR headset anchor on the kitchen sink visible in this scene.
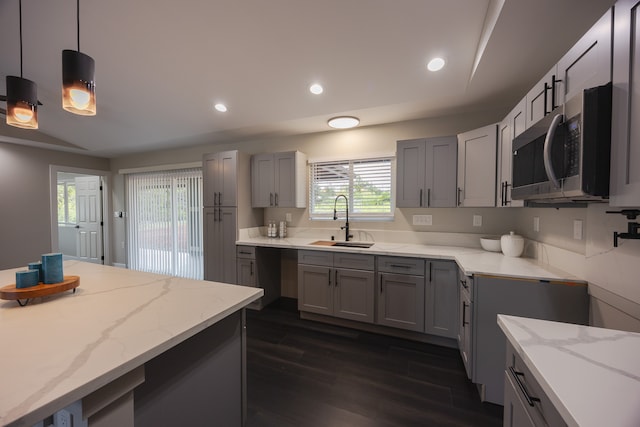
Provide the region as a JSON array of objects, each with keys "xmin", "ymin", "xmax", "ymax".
[{"xmin": 309, "ymin": 240, "xmax": 374, "ymax": 248}]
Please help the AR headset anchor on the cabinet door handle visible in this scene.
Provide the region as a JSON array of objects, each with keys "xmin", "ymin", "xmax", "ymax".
[
  {"xmin": 389, "ymin": 264, "xmax": 411, "ymax": 269},
  {"xmin": 419, "ymin": 188, "xmax": 423, "ymax": 207},
  {"xmin": 214, "ymin": 192, "xmax": 218, "ymax": 206},
  {"xmin": 543, "ymin": 81, "xmax": 550, "ymax": 116},
  {"xmin": 500, "ymin": 181, "xmax": 505, "ymax": 206},
  {"xmin": 505, "ymin": 182, "xmax": 511, "ymax": 205},
  {"xmin": 250, "ymin": 261, "xmax": 254, "ymax": 276},
  {"xmin": 335, "ymin": 270, "xmax": 338, "ymax": 287},
  {"xmin": 462, "ymin": 301, "xmax": 468, "ymax": 326},
  {"xmin": 429, "ymin": 262, "xmax": 432, "ymax": 282},
  {"xmin": 275, "ymin": 193, "xmax": 279, "ymax": 206},
  {"xmin": 551, "ymin": 74, "xmax": 562, "ymax": 110},
  {"xmin": 427, "ymin": 188, "xmax": 431, "ymax": 207},
  {"xmin": 460, "ymin": 279, "xmax": 468, "ymax": 289},
  {"xmin": 239, "ymin": 251, "xmax": 252, "ymax": 255},
  {"xmin": 328, "ymin": 270, "xmax": 331, "ymax": 287},
  {"xmin": 457, "ymin": 187, "xmax": 462, "ymax": 206},
  {"xmin": 218, "ymin": 192, "xmax": 222, "ymax": 205},
  {"xmin": 509, "ymin": 367, "xmax": 541, "ymax": 407},
  {"xmin": 380, "ymin": 274, "xmax": 383, "ymax": 294},
  {"xmin": 270, "ymin": 193, "xmax": 274, "ymax": 206}
]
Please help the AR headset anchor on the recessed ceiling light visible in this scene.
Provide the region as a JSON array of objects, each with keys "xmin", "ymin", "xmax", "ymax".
[
  {"xmin": 214, "ymin": 103, "xmax": 228, "ymax": 112},
  {"xmin": 327, "ymin": 116, "xmax": 359, "ymax": 129},
  {"xmin": 309, "ymin": 83, "xmax": 324, "ymax": 95},
  {"xmin": 427, "ymin": 57, "xmax": 446, "ymax": 72}
]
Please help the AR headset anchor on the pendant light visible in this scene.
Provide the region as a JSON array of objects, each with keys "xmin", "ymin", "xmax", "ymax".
[
  {"xmin": 6, "ymin": 0, "xmax": 39, "ymax": 129},
  {"xmin": 62, "ymin": 0, "xmax": 96, "ymax": 116}
]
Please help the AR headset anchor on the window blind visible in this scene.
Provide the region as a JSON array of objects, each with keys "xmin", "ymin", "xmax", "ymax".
[
  {"xmin": 309, "ymin": 157, "xmax": 393, "ymax": 220},
  {"xmin": 127, "ymin": 168, "xmax": 203, "ymax": 279}
]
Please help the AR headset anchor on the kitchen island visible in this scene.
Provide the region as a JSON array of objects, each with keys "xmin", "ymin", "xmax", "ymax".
[
  {"xmin": 0, "ymin": 261, "xmax": 262, "ymax": 427},
  {"xmin": 499, "ymin": 315, "xmax": 640, "ymax": 427}
]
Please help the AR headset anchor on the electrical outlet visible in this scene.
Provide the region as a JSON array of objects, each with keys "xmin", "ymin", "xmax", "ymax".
[
  {"xmin": 285, "ymin": 212, "xmax": 292, "ymax": 222},
  {"xmin": 473, "ymin": 215, "xmax": 482, "ymax": 227},
  {"xmin": 412, "ymin": 215, "xmax": 432, "ymax": 226},
  {"xmin": 533, "ymin": 216, "xmax": 540, "ymax": 232},
  {"xmin": 573, "ymin": 219, "xmax": 583, "ymax": 240},
  {"xmin": 54, "ymin": 409, "xmax": 71, "ymax": 427}
]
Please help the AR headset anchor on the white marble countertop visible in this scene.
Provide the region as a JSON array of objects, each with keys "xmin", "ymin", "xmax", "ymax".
[
  {"xmin": 498, "ymin": 315, "xmax": 640, "ymax": 427},
  {"xmin": 237, "ymin": 236, "xmax": 583, "ymax": 282},
  {"xmin": 0, "ymin": 261, "xmax": 262, "ymax": 427}
]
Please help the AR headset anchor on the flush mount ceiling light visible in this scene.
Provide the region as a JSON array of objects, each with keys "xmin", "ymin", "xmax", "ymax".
[
  {"xmin": 309, "ymin": 83, "xmax": 324, "ymax": 95},
  {"xmin": 4, "ymin": 0, "xmax": 39, "ymax": 129},
  {"xmin": 214, "ymin": 103, "xmax": 228, "ymax": 112},
  {"xmin": 327, "ymin": 116, "xmax": 359, "ymax": 129},
  {"xmin": 427, "ymin": 57, "xmax": 446, "ymax": 72},
  {"xmin": 62, "ymin": 0, "xmax": 96, "ymax": 116}
]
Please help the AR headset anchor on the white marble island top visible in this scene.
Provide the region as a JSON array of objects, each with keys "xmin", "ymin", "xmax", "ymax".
[
  {"xmin": 237, "ymin": 235, "xmax": 583, "ymax": 282},
  {"xmin": 498, "ymin": 315, "xmax": 640, "ymax": 427},
  {"xmin": 0, "ymin": 261, "xmax": 262, "ymax": 427}
]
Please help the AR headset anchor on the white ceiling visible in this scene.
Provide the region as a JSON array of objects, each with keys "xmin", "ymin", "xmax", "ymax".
[{"xmin": 0, "ymin": 0, "xmax": 615, "ymax": 158}]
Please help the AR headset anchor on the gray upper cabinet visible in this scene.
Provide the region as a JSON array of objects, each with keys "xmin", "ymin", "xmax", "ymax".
[
  {"xmin": 457, "ymin": 124, "xmax": 498, "ymax": 207},
  {"xmin": 203, "ymin": 151, "xmax": 237, "ymax": 207},
  {"xmin": 556, "ymin": 9, "xmax": 612, "ymax": 105},
  {"xmin": 497, "ymin": 101, "xmax": 525, "ymax": 208},
  {"xmin": 396, "ymin": 137, "xmax": 457, "ymax": 208},
  {"xmin": 525, "ymin": 65, "xmax": 559, "ymax": 129},
  {"xmin": 611, "ymin": 0, "xmax": 640, "ymax": 206},
  {"xmin": 424, "ymin": 260, "xmax": 458, "ymax": 338},
  {"xmin": 251, "ymin": 151, "xmax": 307, "ymax": 208}
]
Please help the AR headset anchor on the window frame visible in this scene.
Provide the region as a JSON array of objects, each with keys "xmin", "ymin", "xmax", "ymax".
[
  {"xmin": 57, "ymin": 181, "xmax": 77, "ymax": 225},
  {"xmin": 308, "ymin": 156, "xmax": 395, "ymax": 221}
]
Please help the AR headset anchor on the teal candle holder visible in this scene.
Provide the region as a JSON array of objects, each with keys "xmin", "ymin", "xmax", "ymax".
[
  {"xmin": 42, "ymin": 253, "xmax": 64, "ymax": 284},
  {"xmin": 16, "ymin": 270, "xmax": 39, "ymax": 289},
  {"xmin": 27, "ymin": 261, "xmax": 43, "ymax": 283}
]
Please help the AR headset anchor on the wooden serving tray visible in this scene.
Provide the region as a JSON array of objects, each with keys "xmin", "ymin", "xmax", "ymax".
[{"xmin": 0, "ymin": 275, "xmax": 80, "ymax": 306}]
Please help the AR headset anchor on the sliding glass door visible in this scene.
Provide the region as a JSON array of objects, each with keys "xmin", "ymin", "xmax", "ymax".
[{"xmin": 127, "ymin": 168, "xmax": 203, "ymax": 279}]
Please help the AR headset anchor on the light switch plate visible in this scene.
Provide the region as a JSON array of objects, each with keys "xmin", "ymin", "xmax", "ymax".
[
  {"xmin": 413, "ymin": 215, "xmax": 432, "ymax": 226},
  {"xmin": 473, "ymin": 215, "xmax": 482, "ymax": 227},
  {"xmin": 285, "ymin": 212, "xmax": 292, "ymax": 222},
  {"xmin": 573, "ymin": 219, "xmax": 583, "ymax": 240}
]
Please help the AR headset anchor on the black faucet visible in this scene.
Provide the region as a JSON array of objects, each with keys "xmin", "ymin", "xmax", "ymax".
[{"xmin": 333, "ymin": 194, "xmax": 353, "ymax": 241}]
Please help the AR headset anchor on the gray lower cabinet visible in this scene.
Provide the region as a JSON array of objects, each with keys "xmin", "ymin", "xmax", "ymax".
[
  {"xmin": 236, "ymin": 245, "xmax": 281, "ymax": 310},
  {"xmin": 204, "ymin": 207, "xmax": 237, "ymax": 284},
  {"xmin": 503, "ymin": 340, "xmax": 566, "ymax": 427},
  {"xmin": 298, "ymin": 251, "xmax": 375, "ymax": 324},
  {"xmin": 457, "ymin": 272, "xmax": 473, "ymax": 379},
  {"xmin": 377, "ymin": 256, "xmax": 426, "ymax": 332},
  {"xmin": 472, "ymin": 275, "xmax": 588, "ymax": 405},
  {"xmin": 424, "ymin": 260, "xmax": 458, "ymax": 338}
]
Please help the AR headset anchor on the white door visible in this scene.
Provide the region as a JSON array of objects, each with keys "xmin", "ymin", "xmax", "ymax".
[{"xmin": 75, "ymin": 176, "xmax": 103, "ymax": 264}]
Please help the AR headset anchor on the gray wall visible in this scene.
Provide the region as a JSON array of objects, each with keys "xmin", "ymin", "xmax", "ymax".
[{"xmin": 0, "ymin": 143, "xmax": 109, "ymax": 269}]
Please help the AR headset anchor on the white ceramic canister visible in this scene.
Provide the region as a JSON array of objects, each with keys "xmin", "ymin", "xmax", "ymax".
[{"xmin": 500, "ymin": 231, "xmax": 524, "ymax": 257}]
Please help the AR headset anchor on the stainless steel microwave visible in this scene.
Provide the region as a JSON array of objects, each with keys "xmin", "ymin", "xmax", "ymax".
[{"xmin": 511, "ymin": 82, "xmax": 612, "ymax": 202}]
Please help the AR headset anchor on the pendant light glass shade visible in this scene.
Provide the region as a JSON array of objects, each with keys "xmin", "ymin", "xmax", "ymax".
[
  {"xmin": 62, "ymin": 49, "xmax": 96, "ymax": 115},
  {"xmin": 6, "ymin": 76, "xmax": 38, "ymax": 129}
]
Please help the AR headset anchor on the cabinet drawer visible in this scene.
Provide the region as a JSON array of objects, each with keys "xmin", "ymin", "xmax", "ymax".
[
  {"xmin": 236, "ymin": 245, "xmax": 256, "ymax": 259},
  {"xmin": 334, "ymin": 253, "xmax": 375, "ymax": 270},
  {"xmin": 505, "ymin": 341, "xmax": 566, "ymax": 427},
  {"xmin": 377, "ymin": 256, "xmax": 425, "ymax": 276},
  {"xmin": 298, "ymin": 250, "xmax": 334, "ymax": 266}
]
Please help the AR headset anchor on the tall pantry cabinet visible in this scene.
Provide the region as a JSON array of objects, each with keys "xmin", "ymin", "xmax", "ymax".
[{"xmin": 203, "ymin": 150, "xmax": 259, "ymax": 283}]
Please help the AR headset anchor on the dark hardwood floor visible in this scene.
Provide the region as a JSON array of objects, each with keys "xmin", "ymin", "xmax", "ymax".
[{"xmin": 245, "ymin": 298, "xmax": 503, "ymax": 427}]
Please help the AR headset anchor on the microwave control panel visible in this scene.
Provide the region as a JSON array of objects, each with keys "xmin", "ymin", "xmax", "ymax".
[{"xmin": 564, "ymin": 115, "xmax": 581, "ymax": 177}]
